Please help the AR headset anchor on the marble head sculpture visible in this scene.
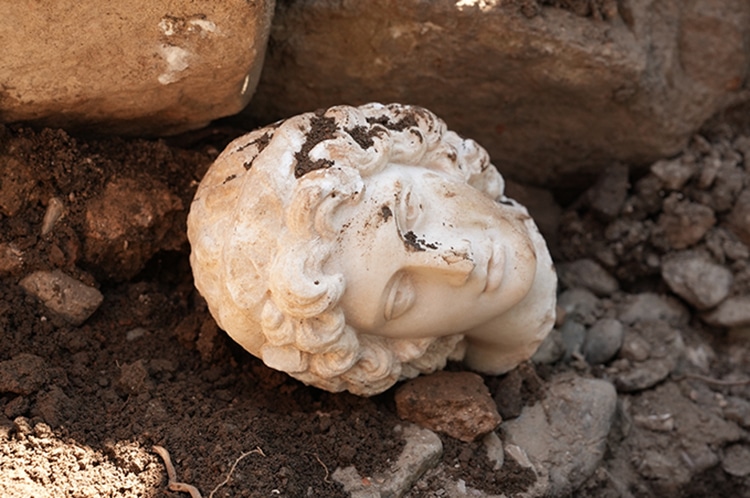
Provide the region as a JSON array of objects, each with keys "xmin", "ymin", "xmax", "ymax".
[{"xmin": 187, "ymin": 103, "xmax": 557, "ymax": 396}]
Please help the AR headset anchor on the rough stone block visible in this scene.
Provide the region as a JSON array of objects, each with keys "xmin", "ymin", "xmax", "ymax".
[{"xmin": 0, "ymin": 1, "xmax": 275, "ymax": 135}]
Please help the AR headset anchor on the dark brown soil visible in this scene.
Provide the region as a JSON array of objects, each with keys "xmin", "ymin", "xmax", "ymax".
[{"xmin": 0, "ymin": 124, "xmax": 524, "ymax": 497}]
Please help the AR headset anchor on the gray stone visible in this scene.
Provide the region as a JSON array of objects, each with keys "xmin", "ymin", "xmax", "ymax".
[
  {"xmin": 617, "ymin": 292, "xmax": 688, "ymax": 326},
  {"xmin": 660, "ymin": 251, "xmax": 733, "ymax": 310},
  {"xmin": 332, "ymin": 424, "xmax": 442, "ymax": 498},
  {"xmin": 242, "ymin": 0, "xmax": 750, "ymax": 187},
  {"xmin": 531, "ymin": 327, "xmax": 565, "ymax": 366},
  {"xmin": 556, "ymin": 259, "xmax": 620, "ymax": 297},
  {"xmin": 585, "ymin": 163, "xmax": 630, "ymax": 220},
  {"xmin": 0, "ymin": 1, "xmax": 275, "ymax": 135},
  {"xmin": 613, "ymin": 321, "xmax": 684, "ymax": 392},
  {"xmin": 559, "ymin": 319, "xmax": 587, "ymax": 361},
  {"xmin": 625, "ymin": 382, "xmax": 743, "ymax": 491},
  {"xmin": 722, "ymin": 444, "xmax": 750, "ymax": 477},
  {"xmin": 501, "ymin": 375, "xmax": 618, "ymax": 497},
  {"xmin": 583, "ymin": 318, "xmax": 624, "ymax": 365},
  {"xmin": 724, "ymin": 396, "xmax": 750, "ymax": 429},
  {"xmin": 657, "ymin": 195, "xmax": 716, "ymax": 249},
  {"xmin": 0, "ymin": 354, "xmax": 49, "ymax": 395},
  {"xmin": 702, "ymin": 295, "xmax": 750, "ymax": 328},
  {"xmin": 395, "ymin": 371, "xmax": 501, "ymax": 442},
  {"xmin": 483, "ymin": 431, "xmax": 504, "ymax": 471},
  {"xmin": 19, "ymin": 270, "xmax": 103, "ymax": 325},
  {"xmin": 650, "ymin": 157, "xmax": 697, "ymax": 190},
  {"xmin": 557, "ymin": 288, "xmax": 601, "ymax": 325}
]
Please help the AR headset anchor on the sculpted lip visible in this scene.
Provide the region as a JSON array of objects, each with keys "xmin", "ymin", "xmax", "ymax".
[{"xmin": 483, "ymin": 240, "xmax": 505, "ymax": 293}]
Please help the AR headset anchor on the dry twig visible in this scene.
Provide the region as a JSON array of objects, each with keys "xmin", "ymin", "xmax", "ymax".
[{"xmin": 208, "ymin": 447, "xmax": 266, "ymax": 498}]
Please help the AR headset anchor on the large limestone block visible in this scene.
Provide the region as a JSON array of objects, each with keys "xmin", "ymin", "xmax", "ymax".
[
  {"xmin": 0, "ymin": 1, "xmax": 275, "ymax": 135},
  {"xmin": 243, "ymin": 0, "xmax": 750, "ymax": 186}
]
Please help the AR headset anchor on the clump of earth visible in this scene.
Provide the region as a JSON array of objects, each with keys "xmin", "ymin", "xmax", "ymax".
[{"xmin": 1, "ymin": 108, "xmax": 749, "ymax": 497}]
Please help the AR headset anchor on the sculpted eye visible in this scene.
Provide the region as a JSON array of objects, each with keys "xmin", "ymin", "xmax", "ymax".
[
  {"xmin": 384, "ymin": 271, "xmax": 416, "ymax": 321},
  {"xmin": 398, "ymin": 185, "xmax": 422, "ymax": 230}
]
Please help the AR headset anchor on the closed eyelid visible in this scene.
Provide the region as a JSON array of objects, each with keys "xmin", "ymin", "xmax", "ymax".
[{"xmin": 383, "ymin": 271, "xmax": 416, "ymax": 321}]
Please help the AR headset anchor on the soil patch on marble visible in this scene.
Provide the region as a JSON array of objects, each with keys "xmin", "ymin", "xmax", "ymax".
[{"xmin": 1, "ymin": 118, "xmax": 750, "ymax": 497}]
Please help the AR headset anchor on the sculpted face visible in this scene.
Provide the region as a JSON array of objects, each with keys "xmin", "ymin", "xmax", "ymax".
[{"xmin": 330, "ymin": 166, "xmax": 537, "ymax": 339}]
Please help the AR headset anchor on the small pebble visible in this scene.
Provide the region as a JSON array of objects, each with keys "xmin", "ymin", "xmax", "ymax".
[
  {"xmin": 617, "ymin": 292, "xmax": 687, "ymax": 326},
  {"xmin": 557, "ymin": 259, "xmax": 619, "ymax": 297},
  {"xmin": 395, "ymin": 371, "xmax": 501, "ymax": 442},
  {"xmin": 657, "ymin": 195, "xmax": 716, "ymax": 249},
  {"xmin": 19, "ymin": 270, "xmax": 103, "ymax": 326},
  {"xmin": 583, "ymin": 318, "xmax": 624, "ymax": 365},
  {"xmin": 702, "ymin": 295, "xmax": 750, "ymax": 328},
  {"xmin": 41, "ymin": 197, "xmax": 65, "ymax": 235},
  {"xmin": 650, "ymin": 158, "xmax": 696, "ymax": 190},
  {"xmin": 661, "ymin": 251, "xmax": 732, "ymax": 310},
  {"xmin": 722, "ymin": 444, "xmax": 750, "ymax": 477},
  {"xmin": 559, "ymin": 319, "xmax": 586, "ymax": 361}
]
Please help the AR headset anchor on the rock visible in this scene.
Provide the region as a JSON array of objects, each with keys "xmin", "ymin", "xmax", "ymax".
[
  {"xmin": 559, "ymin": 319, "xmax": 586, "ymax": 361},
  {"xmin": 660, "ymin": 250, "xmax": 733, "ymax": 310},
  {"xmin": 491, "ymin": 363, "xmax": 544, "ymax": 423},
  {"xmin": 557, "ymin": 288, "xmax": 601, "ymax": 325},
  {"xmin": 704, "ymin": 226, "xmax": 750, "ymax": 262},
  {"xmin": 709, "ymin": 162, "xmax": 745, "ymax": 213},
  {"xmin": 530, "ymin": 327, "xmax": 565, "ymax": 365},
  {"xmin": 721, "ymin": 444, "xmax": 750, "ymax": 477},
  {"xmin": 332, "ymin": 424, "xmax": 442, "ymax": 498},
  {"xmin": 501, "ymin": 375, "xmax": 618, "ymax": 496},
  {"xmin": 84, "ymin": 178, "xmax": 183, "ymax": 281},
  {"xmin": 0, "ymin": 354, "xmax": 49, "ymax": 395},
  {"xmin": 585, "ymin": 163, "xmax": 630, "ymax": 220},
  {"xmin": 583, "ymin": 318, "xmax": 624, "ymax": 365},
  {"xmin": 726, "ymin": 189, "xmax": 750, "ymax": 247},
  {"xmin": 617, "ymin": 292, "xmax": 688, "ymax": 326},
  {"xmin": 557, "ymin": 259, "xmax": 619, "ymax": 296},
  {"xmin": 395, "ymin": 371, "xmax": 502, "ymax": 442},
  {"xmin": 483, "ymin": 431, "xmax": 504, "ymax": 470},
  {"xmin": 625, "ymin": 382, "xmax": 743, "ymax": 492},
  {"xmin": 243, "ymin": 0, "xmax": 750, "ymax": 187},
  {"xmin": 492, "ymin": 369, "xmax": 525, "ymax": 420},
  {"xmin": 724, "ymin": 396, "xmax": 750, "ymax": 429},
  {"xmin": 0, "ymin": 243, "xmax": 23, "ymax": 276},
  {"xmin": 613, "ymin": 320, "xmax": 684, "ymax": 392},
  {"xmin": 0, "ymin": 1, "xmax": 275, "ymax": 135},
  {"xmin": 19, "ymin": 270, "xmax": 103, "ymax": 326},
  {"xmin": 702, "ymin": 295, "xmax": 750, "ymax": 328},
  {"xmin": 656, "ymin": 195, "xmax": 716, "ymax": 249},
  {"xmin": 650, "ymin": 157, "xmax": 697, "ymax": 191}
]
